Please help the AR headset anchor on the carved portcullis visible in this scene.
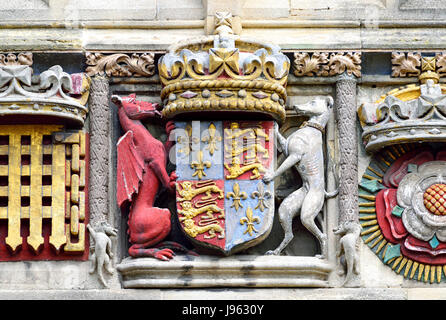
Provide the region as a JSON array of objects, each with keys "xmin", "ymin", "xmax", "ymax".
[{"xmin": 0, "ymin": 63, "xmax": 90, "ymax": 260}]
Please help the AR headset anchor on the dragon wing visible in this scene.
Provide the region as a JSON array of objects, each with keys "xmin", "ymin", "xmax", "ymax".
[{"xmin": 116, "ymin": 130, "xmax": 145, "ymax": 207}]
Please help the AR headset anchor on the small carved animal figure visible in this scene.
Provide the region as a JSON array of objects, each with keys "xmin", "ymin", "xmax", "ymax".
[
  {"xmin": 263, "ymin": 96, "xmax": 336, "ymax": 258},
  {"xmin": 87, "ymin": 222, "xmax": 117, "ymax": 288},
  {"xmin": 333, "ymin": 219, "xmax": 361, "ymax": 287}
]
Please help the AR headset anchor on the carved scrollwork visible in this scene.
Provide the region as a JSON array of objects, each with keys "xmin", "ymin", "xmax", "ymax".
[
  {"xmin": 436, "ymin": 52, "xmax": 446, "ymax": 76},
  {"xmin": 293, "ymin": 52, "xmax": 329, "ymax": 76},
  {"xmin": 0, "ymin": 52, "xmax": 33, "ymax": 68},
  {"xmin": 293, "ymin": 52, "xmax": 361, "ymax": 77},
  {"xmin": 85, "ymin": 52, "xmax": 156, "ymax": 77},
  {"xmin": 391, "ymin": 52, "xmax": 422, "ymax": 77}
]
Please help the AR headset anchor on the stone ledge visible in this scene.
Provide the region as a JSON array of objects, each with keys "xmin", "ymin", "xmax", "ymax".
[
  {"xmin": 0, "ymin": 288, "xmax": 409, "ymax": 300},
  {"xmin": 117, "ymin": 255, "xmax": 333, "ymax": 288}
]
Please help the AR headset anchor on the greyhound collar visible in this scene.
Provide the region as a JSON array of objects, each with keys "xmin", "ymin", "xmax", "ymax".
[{"xmin": 300, "ymin": 121, "xmax": 325, "ymax": 134}]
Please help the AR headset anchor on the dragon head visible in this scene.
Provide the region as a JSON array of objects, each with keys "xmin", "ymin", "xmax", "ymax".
[{"xmin": 111, "ymin": 93, "xmax": 162, "ymax": 120}]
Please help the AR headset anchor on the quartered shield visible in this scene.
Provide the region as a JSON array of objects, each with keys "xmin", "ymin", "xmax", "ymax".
[{"xmin": 174, "ymin": 120, "xmax": 276, "ymax": 255}]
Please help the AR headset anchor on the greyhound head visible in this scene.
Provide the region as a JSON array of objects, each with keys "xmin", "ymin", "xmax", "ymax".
[
  {"xmin": 293, "ymin": 96, "xmax": 333, "ymax": 117},
  {"xmin": 293, "ymin": 96, "xmax": 333, "ymax": 127},
  {"xmin": 111, "ymin": 94, "xmax": 162, "ymax": 120}
]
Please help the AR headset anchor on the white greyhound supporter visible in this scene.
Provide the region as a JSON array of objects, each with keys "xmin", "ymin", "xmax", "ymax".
[{"xmin": 263, "ymin": 96, "xmax": 336, "ymax": 258}]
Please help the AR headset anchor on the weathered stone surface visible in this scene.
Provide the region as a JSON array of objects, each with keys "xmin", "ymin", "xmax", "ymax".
[{"xmin": 117, "ymin": 255, "xmax": 333, "ymax": 288}]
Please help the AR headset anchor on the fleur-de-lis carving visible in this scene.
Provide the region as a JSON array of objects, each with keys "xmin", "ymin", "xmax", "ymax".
[
  {"xmin": 190, "ymin": 150, "xmax": 211, "ymax": 180},
  {"xmin": 177, "ymin": 123, "xmax": 199, "ymax": 155},
  {"xmin": 201, "ymin": 123, "xmax": 222, "ymax": 156},
  {"xmin": 226, "ymin": 182, "xmax": 248, "ymax": 211},
  {"xmin": 251, "ymin": 182, "xmax": 272, "ymax": 212},
  {"xmin": 240, "ymin": 207, "xmax": 260, "ymax": 236}
]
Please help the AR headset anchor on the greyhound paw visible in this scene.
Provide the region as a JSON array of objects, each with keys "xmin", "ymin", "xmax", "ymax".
[
  {"xmin": 262, "ymin": 171, "xmax": 274, "ymax": 184},
  {"xmin": 265, "ymin": 250, "xmax": 278, "ymax": 256}
]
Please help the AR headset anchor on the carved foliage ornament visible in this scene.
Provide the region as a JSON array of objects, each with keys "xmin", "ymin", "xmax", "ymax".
[
  {"xmin": 392, "ymin": 52, "xmax": 446, "ymax": 78},
  {"xmin": 85, "ymin": 52, "xmax": 156, "ymax": 77},
  {"xmin": 293, "ymin": 52, "xmax": 361, "ymax": 78},
  {"xmin": 0, "ymin": 52, "xmax": 33, "ymax": 68}
]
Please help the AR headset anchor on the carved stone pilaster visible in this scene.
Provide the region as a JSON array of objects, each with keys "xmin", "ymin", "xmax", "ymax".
[
  {"xmin": 334, "ymin": 72, "xmax": 360, "ymax": 287},
  {"xmin": 335, "ymin": 73, "xmax": 358, "ymax": 225},
  {"xmin": 88, "ymin": 76, "xmax": 110, "ymax": 227}
]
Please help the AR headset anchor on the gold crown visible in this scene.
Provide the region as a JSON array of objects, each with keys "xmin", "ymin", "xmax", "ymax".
[{"xmin": 158, "ymin": 13, "xmax": 290, "ymax": 123}]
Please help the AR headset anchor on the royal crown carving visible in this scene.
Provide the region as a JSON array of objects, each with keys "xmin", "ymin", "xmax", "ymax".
[
  {"xmin": 0, "ymin": 64, "xmax": 89, "ymax": 125},
  {"xmin": 158, "ymin": 13, "xmax": 290, "ymax": 123},
  {"xmin": 359, "ymin": 55, "xmax": 446, "ymax": 152}
]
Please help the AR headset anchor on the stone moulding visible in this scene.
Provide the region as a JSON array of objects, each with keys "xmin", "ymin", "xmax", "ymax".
[
  {"xmin": 293, "ymin": 52, "xmax": 362, "ymax": 78},
  {"xmin": 85, "ymin": 52, "xmax": 156, "ymax": 78},
  {"xmin": 117, "ymin": 255, "xmax": 333, "ymax": 288}
]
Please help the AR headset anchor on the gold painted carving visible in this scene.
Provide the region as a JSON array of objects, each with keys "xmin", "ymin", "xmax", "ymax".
[
  {"xmin": 176, "ymin": 180, "xmax": 224, "ymax": 202},
  {"xmin": 201, "ymin": 123, "xmax": 221, "ymax": 156},
  {"xmin": 182, "ymin": 218, "xmax": 225, "ymax": 239},
  {"xmin": 226, "ymin": 183, "xmax": 248, "ymax": 211},
  {"xmin": 85, "ymin": 52, "xmax": 156, "ymax": 77},
  {"xmin": 160, "ymin": 79, "xmax": 287, "ymax": 123},
  {"xmin": 190, "ymin": 150, "xmax": 211, "ymax": 180},
  {"xmin": 209, "ymin": 48, "xmax": 240, "ymax": 77},
  {"xmin": 177, "ymin": 123, "xmax": 198, "ymax": 156},
  {"xmin": 176, "ymin": 180, "xmax": 225, "ymax": 239},
  {"xmin": 224, "ymin": 122, "xmax": 268, "ymax": 180},
  {"xmin": 159, "ymin": 51, "xmax": 284, "ymax": 86},
  {"xmin": 225, "ymin": 158, "xmax": 266, "ymax": 180},
  {"xmin": 62, "ymin": 130, "xmax": 87, "ymax": 252},
  {"xmin": 178, "ymin": 201, "xmax": 224, "ymax": 221},
  {"xmin": 240, "ymin": 207, "xmax": 260, "ymax": 236},
  {"xmin": 0, "ymin": 125, "xmax": 86, "ymax": 254},
  {"xmin": 293, "ymin": 52, "xmax": 361, "ymax": 77}
]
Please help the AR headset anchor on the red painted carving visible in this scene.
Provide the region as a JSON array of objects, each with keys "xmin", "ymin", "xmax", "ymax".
[
  {"xmin": 376, "ymin": 149, "xmax": 446, "ymax": 265},
  {"xmin": 382, "ymin": 148, "xmax": 433, "ymax": 188},
  {"xmin": 113, "ymin": 94, "xmax": 178, "ymax": 261}
]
